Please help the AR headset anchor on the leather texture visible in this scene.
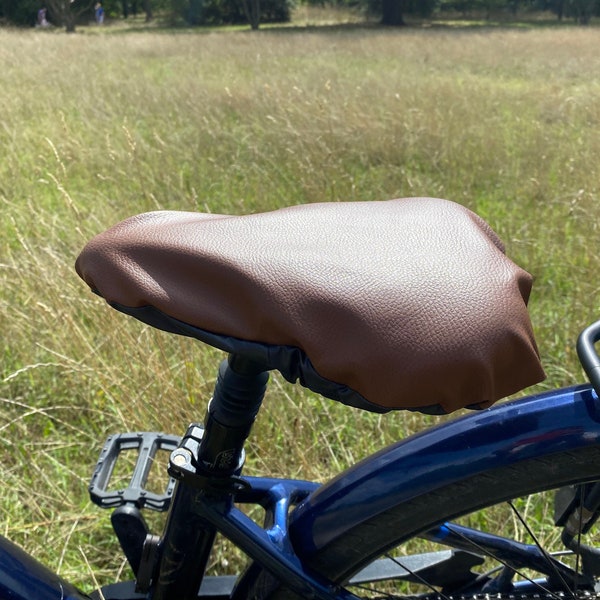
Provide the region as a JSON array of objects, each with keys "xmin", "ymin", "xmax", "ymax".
[{"xmin": 75, "ymin": 198, "xmax": 545, "ymax": 413}]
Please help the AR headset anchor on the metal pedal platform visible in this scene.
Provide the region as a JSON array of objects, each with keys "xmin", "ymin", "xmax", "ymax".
[{"xmin": 89, "ymin": 432, "xmax": 181, "ymax": 512}]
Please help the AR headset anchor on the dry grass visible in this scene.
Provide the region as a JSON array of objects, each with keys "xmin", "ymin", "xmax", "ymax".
[{"xmin": 0, "ymin": 20, "xmax": 599, "ymax": 592}]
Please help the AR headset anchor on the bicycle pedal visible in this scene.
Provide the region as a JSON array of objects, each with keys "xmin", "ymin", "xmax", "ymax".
[{"xmin": 89, "ymin": 432, "xmax": 181, "ymax": 511}]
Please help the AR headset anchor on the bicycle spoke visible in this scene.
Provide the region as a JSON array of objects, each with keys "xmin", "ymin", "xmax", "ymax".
[
  {"xmin": 507, "ymin": 500, "xmax": 576, "ymax": 597},
  {"xmin": 346, "ymin": 552, "xmax": 454, "ymax": 600},
  {"xmin": 442, "ymin": 521, "xmax": 566, "ymax": 600},
  {"xmin": 346, "ymin": 513, "xmax": 582, "ymax": 600}
]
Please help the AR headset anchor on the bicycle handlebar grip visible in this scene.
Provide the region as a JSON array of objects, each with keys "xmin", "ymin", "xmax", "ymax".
[{"xmin": 576, "ymin": 320, "xmax": 600, "ymax": 398}]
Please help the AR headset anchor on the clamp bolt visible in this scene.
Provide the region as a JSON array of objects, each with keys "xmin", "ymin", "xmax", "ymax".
[{"xmin": 170, "ymin": 448, "xmax": 193, "ymax": 468}]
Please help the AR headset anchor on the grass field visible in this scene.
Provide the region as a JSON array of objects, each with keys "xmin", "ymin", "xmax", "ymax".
[{"xmin": 1, "ymin": 11, "xmax": 600, "ymax": 592}]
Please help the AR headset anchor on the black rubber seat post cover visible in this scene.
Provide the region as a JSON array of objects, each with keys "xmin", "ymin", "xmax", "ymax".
[{"xmin": 197, "ymin": 355, "xmax": 269, "ymax": 476}]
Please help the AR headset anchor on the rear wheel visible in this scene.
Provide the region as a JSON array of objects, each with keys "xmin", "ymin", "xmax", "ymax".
[{"xmin": 249, "ymin": 445, "xmax": 600, "ymax": 599}]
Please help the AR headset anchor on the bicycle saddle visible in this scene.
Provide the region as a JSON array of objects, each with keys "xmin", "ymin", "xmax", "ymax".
[{"xmin": 75, "ymin": 198, "xmax": 544, "ymax": 414}]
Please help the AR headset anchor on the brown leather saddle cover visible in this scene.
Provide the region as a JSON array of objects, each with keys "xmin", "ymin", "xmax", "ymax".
[{"xmin": 75, "ymin": 198, "xmax": 545, "ymax": 413}]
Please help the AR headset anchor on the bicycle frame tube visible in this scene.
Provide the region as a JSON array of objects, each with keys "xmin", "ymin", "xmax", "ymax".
[
  {"xmin": 198, "ymin": 479, "xmax": 361, "ymax": 600},
  {"xmin": 424, "ymin": 523, "xmax": 580, "ymax": 584},
  {"xmin": 289, "ymin": 384, "xmax": 600, "ymax": 555},
  {"xmin": 0, "ymin": 535, "xmax": 90, "ymax": 600}
]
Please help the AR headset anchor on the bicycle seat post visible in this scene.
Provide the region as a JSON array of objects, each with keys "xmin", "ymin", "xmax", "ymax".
[
  {"xmin": 149, "ymin": 355, "xmax": 269, "ymax": 600},
  {"xmin": 198, "ymin": 354, "xmax": 270, "ymax": 478}
]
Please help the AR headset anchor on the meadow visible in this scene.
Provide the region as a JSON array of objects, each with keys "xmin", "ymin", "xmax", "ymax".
[{"xmin": 1, "ymin": 11, "xmax": 600, "ymax": 592}]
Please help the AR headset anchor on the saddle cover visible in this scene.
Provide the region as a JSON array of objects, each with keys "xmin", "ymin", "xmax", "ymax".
[{"xmin": 75, "ymin": 198, "xmax": 545, "ymax": 413}]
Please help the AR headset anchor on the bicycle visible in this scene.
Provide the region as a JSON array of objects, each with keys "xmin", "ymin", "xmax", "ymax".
[{"xmin": 3, "ymin": 196, "xmax": 600, "ymax": 600}]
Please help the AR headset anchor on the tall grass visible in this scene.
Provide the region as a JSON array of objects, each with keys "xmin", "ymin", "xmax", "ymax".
[{"xmin": 1, "ymin": 19, "xmax": 600, "ymax": 591}]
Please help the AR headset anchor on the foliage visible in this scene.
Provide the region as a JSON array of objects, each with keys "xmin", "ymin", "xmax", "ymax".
[
  {"xmin": 300, "ymin": 0, "xmax": 600, "ymax": 23},
  {"xmin": 157, "ymin": 0, "xmax": 294, "ymax": 26},
  {"xmin": 375, "ymin": 0, "xmax": 437, "ymax": 19},
  {"xmin": 0, "ymin": 0, "xmax": 102, "ymax": 29},
  {"xmin": 181, "ymin": 0, "xmax": 293, "ymax": 25},
  {"xmin": 0, "ymin": 0, "xmax": 44, "ymax": 25},
  {"xmin": 44, "ymin": 0, "xmax": 94, "ymax": 31},
  {"xmin": 438, "ymin": 0, "xmax": 600, "ymax": 19},
  {"xmin": 561, "ymin": 0, "xmax": 600, "ymax": 23},
  {"xmin": 2, "ymin": 0, "xmax": 600, "ymax": 26},
  {"xmin": 0, "ymin": 0, "xmax": 291, "ymax": 25}
]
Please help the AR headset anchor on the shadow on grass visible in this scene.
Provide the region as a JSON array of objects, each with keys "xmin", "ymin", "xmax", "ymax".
[{"xmin": 83, "ymin": 11, "xmax": 599, "ymax": 36}]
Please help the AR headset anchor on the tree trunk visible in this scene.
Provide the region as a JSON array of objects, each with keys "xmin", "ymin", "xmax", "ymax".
[
  {"xmin": 574, "ymin": 0, "xmax": 593, "ymax": 24},
  {"xmin": 242, "ymin": 0, "xmax": 260, "ymax": 30},
  {"xmin": 381, "ymin": 0, "xmax": 405, "ymax": 26},
  {"xmin": 142, "ymin": 0, "xmax": 152, "ymax": 21}
]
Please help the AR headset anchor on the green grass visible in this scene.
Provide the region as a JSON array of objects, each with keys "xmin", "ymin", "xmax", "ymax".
[{"xmin": 1, "ymin": 14, "xmax": 600, "ymax": 592}]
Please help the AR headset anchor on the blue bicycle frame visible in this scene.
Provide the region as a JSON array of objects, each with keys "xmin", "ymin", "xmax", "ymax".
[
  {"xmin": 235, "ymin": 383, "xmax": 600, "ymax": 598},
  {"xmin": 0, "ymin": 535, "xmax": 89, "ymax": 600},
  {"xmin": 2, "ymin": 381, "xmax": 599, "ymax": 600}
]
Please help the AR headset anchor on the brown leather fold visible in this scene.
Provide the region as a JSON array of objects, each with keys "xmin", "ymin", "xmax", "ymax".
[{"xmin": 76, "ymin": 198, "xmax": 545, "ymax": 412}]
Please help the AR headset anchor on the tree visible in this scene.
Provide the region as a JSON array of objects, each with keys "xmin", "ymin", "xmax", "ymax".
[
  {"xmin": 43, "ymin": 0, "xmax": 95, "ymax": 31},
  {"xmin": 381, "ymin": 0, "xmax": 406, "ymax": 24},
  {"xmin": 141, "ymin": 0, "xmax": 152, "ymax": 19},
  {"xmin": 1, "ymin": 0, "xmax": 41, "ymax": 25},
  {"xmin": 366, "ymin": 0, "xmax": 407, "ymax": 24},
  {"xmin": 241, "ymin": 0, "xmax": 260, "ymax": 29},
  {"xmin": 566, "ymin": 0, "xmax": 595, "ymax": 23},
  {"xmin": 368, "ymin": 0, "xmax": 436, "ymax": 25},
  {"xmin": 541, "ymin": 0, "xmax": 599, "ymax": 21},
  {"xmin": 176, "ymin": 0, "xmax": 291, "ymax": 27}
]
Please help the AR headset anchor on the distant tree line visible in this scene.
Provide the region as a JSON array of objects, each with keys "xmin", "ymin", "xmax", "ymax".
[
  {"xmin": 0, "ymin": 0, "xmax": 295, "ymax": 28},
  {"xmin": 1, "ymin": 0, "xmax": 598, "ymax": 29},
  {"xmin": 366, "ymin": 0, "xmax": 600, "ymax": 25},
  {"xmin": 308, "ymin": 0, "xmax": 600, "ymax": 25}
]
